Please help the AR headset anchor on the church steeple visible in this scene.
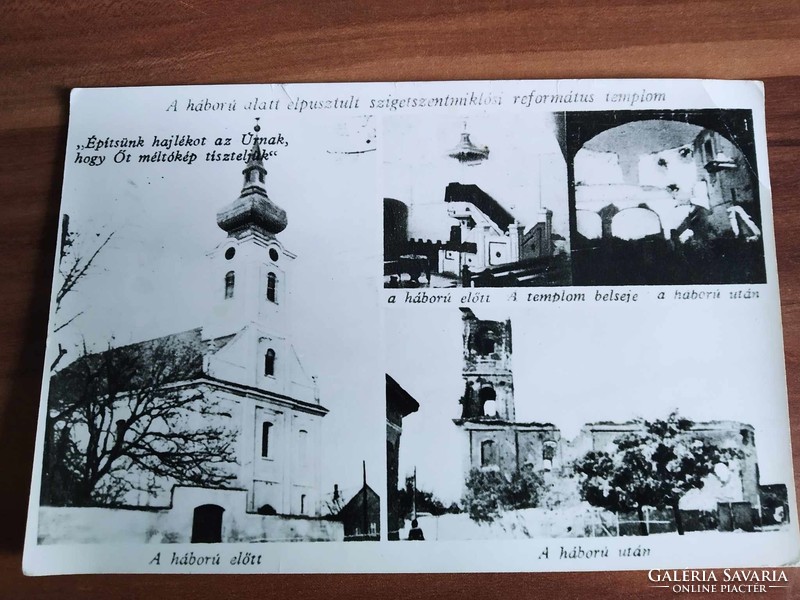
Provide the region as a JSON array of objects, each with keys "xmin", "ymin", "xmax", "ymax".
[
  {"xmin": 448, "ymin": 122, "xmax": 489, "ymax": 166},
  {"xmin": 241, "ymin": 137, "xmax": 268, "ymax": 195},
  {"xmin": 217, "ymin": 121, "xmax": 287, "ymax": 237},
  {"xmin": 203, "ymin": 120, "xmax": 296, "ymax": 347}
]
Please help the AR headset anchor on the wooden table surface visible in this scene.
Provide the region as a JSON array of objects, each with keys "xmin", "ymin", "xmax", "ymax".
[{"xmin": 2, "ymin": 1, "xmax": 799, "ymax": 597}]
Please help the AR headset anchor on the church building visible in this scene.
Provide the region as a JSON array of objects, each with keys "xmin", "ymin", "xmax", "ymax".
[
  {"xmin": 42, "ymin": 129, "xmax": 335, "ymax": 543},
  {"xmin": 199, "ymin": 131, "xmax": 328, "ymax": 518},
  {"xmin": 384, "ymin": 123, "xmax": 566, "ymax": 288},
  {"xmin": 451, "ymin": 307, "xmax": 786, "ymax": 533},
  {"xmin": 453, "ymin": 307, "xmax": 562, "ymax": 475}
]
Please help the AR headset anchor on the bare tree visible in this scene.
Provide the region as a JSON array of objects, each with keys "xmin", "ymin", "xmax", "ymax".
[
  {"xmin": 50, "ymin": 214, "xmax": 114, "ymax": 371},
  {"xmin": 42, "ymin": 334, "xmax": 237, "ymax": 506}
]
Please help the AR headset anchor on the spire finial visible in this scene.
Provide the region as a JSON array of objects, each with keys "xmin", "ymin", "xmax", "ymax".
[{"xmin": 243, "ymin": 119, "xmax": 265, "ymax": 176}]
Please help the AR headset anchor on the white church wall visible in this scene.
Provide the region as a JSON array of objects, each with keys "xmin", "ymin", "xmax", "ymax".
[
  {"xmin": 251, "ymin": 404, "xmax": 288, "ymax": 510},
  {"xmin": 574, "ymin": 149, "xmax": 624, "ymax": 185},
  {"xmin": 203, "ymin": 235, "xmax": 291, "ymax": 344}
]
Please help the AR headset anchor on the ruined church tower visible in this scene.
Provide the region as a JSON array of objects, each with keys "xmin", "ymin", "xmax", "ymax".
[
  {"xmin": 454, "ymin": 308, "xmax": 561, "ymax": 479},
  {"xmin": 458, "ymin": 307, "xmax": 515, "ymax": 421}
]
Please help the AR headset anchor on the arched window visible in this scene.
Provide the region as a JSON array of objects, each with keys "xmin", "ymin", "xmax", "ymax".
[
  {"xmin": 257, "ymin": 504, "xmax": 277, "ymax": 516},
  {"xmin": 480, "ymin": 440, "xmax": 495, "ymax": 467},
  {"xmin": 542, "ymin": 441, "xmax": 557, "ymax": 471},
  {"xmin": 300, "ymin": 494, "xmax": 307, "ymax": 515},
  {"xmin": 298, "ymin": 429, "xmax": 308, "ymax": 467},
  {"xmin": 261, "ymin": 421, "xmax": 272, "ymax": 458},
  {"xmin": 478, "ymin": 386, "xmax": 497, "ymax": 417},
  {"xmin": 264, "ymin": 349, "xmax": 275, "ymax": 377},
  {"xmin": 266, "ymin": 272, "xmax": 277, "ymax": 303},
  {"xmin": 224, "ymin": 271, "xmax": 235, "ymax": 299}
]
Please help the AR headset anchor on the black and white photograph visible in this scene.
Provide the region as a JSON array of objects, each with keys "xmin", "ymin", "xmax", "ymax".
[
  {"xmin": 36, "ymin": 114, "xmax": 384, "ymax": 546},
  {"xmin": 21, "ymin": 80, "xmax": 800, "ymax": 575},
  {"xmin": 383, "ymin": 113, "xmax": 571, "ymax": 288},
  {"xmin": 566, "ymin": 109, "xmax": 766, "ymax": 286},
  {"xmin": 387, "ymin": 304, "xmax": 792, "ymax": 541}
]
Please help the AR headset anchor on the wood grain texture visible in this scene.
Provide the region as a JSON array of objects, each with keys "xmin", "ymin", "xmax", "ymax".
[{"xmin": 1, "ymin": 1, "xmax": 799, "ymax": 597}]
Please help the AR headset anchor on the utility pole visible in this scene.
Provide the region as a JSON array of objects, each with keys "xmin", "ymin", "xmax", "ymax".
[
  {"xmin": 412, "ymin": 466, "xmax": 417, "ymax": 520},
  {"xmin": 362, "ymin": 460, "xmax": 368, "ymax": 539}
]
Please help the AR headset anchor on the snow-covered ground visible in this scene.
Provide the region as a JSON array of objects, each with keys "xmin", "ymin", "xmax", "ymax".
[
  {"xmin": 397, "ymin": 507, "xmax": 789, "ymax": 541},
  {"xmin": 398, "ymin": 506, "xmax": 600, "ymax": 541}
]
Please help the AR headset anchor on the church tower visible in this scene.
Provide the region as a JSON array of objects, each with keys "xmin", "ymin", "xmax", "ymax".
[
  {"xmin": 454, "ymin": 308, "xmax": 561, "ymax": 480},
  {"xmin": 200, "ymin": 123, "xmax": 325, "ymax": 517},
  {"xmin": 202, "ymin": 124, "xmax": 314, "ymax": 402},
  {"xmin": 458, "ymin": 307, "xmax": 514, "ymax": 421}
]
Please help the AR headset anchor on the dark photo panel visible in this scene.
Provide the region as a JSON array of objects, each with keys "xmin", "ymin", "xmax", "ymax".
[{"xmin": 565, "ymin": 110, "xmax": 766, "ymax": 286}]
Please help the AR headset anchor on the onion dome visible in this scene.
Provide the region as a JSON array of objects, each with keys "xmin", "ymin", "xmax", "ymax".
[
  {"xmin": 217, "ymin": 129, "xmax": 287, "ymax": 235},
  {"xmin": 448, "ymin": 124, "xmax": 489, "ymax": 165}
]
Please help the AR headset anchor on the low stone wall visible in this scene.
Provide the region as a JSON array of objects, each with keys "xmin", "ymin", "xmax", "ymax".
[
  {"xmin": 229, "ymin": 512, "xmax": 343, "ymax": 543},
  {"xmin": 38, "ymin": 506, "xmax": 165, "ymax": 544},
  {"xmin": 38, "ymin": 487, "xmax": 343, "ymax": 544}
]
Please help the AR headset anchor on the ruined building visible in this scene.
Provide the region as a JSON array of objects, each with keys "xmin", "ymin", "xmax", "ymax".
[
  {"xmin": 574, "ymin": 122, "xmax": 760, "ymax": 244},
  {"xmin": 567, "ymin": 112, "xmax": 766, "ymax": 285},
  {"xmin": 453, "ymin": 308, "xmax": 562, "ymax": 474},
  {"xmin": 451, "ymin": 307, "xmax": 788, "ymax": 531}
]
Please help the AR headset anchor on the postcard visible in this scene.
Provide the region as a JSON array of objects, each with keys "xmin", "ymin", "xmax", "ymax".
[{"xmin": 23, "ymin": 79, "xmax": 798, "ymax": 574}]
